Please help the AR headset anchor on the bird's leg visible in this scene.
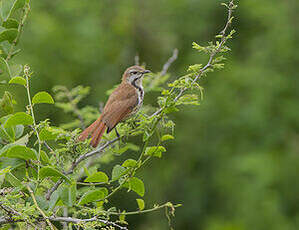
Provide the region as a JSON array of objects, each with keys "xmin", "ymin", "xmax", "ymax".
[
  {"xmin": 115, "ymin": 127, "xmax": 121, "ymax": 148},
  {"xmin": 115, "ymin": 127, "xmax": 120, "ymax": 139}
]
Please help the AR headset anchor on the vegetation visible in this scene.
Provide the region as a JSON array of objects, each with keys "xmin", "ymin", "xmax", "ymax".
[
  {"xmin": 1, "ymin": 0, "xmax": 299, "ymax": 229},
  {"xmin": 0, "ymin": 0, "xmax": 237, "ymax": 229}
]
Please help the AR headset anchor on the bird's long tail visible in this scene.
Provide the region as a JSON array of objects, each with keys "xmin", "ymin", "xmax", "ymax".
[{"xmin": 78, "ymin": 116, "xmax": 107, "ymax": 148}]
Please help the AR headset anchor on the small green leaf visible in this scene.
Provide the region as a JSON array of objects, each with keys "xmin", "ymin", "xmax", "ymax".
[
  {"xmin": 161, "ymin": 134, "xmax": 174, "ymax": 142},
  {"xmin": 14, "ymin": 125, "xmax": 24, "ymax": 139},
  {"xmin": 48, "ymin": 190, "xmax": 59, "ymax": 211},
  {"xmin": 9, "ymin": 76, "xmax": 26, "ymax": 86},
  {"xmin": 84, "ymin": 171, "xmax": 108, "ymax": 183},
  {"xmin": 0, "ymin": 91, "xmax": 14, "ymax": 115},
  {"xmin": 39, "ymin": 127, "xmax": 59, "ymax": 141},
  {"xmin": 112, "ymin": 165, "xmax": 127, "ymax": 181},
  {"xmin": 9, "ymin": 0, "xmax": 26, "ymax": 18},
  {"xmin": 4, "ymin": 112, "xmax": 33, "ymax": 127},
  {"xmin": 59, "ymin": 184, "xmax": 77, "ymax": 207},
  {"xmin": 13, "ymin": 133, "xmax": 28, "ymax": 146},
  {"xmin": 0, "ymin": 57, "xmax": 11, "ymax": 80},
  {"xmin": 2, "ymin": 18, "xmax": 19, "ymax": 29},
  {"xmin": 5, "ymin": 172, "xmax": 22, "ymax": 187},
  {"xmin": 39, "ymin": 166, "xmax": 71, "ymax": 184},
  {"xmin": 0, "ymin": 29, "xmax": 17, "ymax": 43},
  {"xmin": 136, "ymin": 198, "xmax": 145, "ymax": 211},
  {"xmin": 122, "ymin": 159, "xmax": 137, "ymax": 168},
  {"xmin": 40, "ymin": 150, "xmax": 50, "ymax": 164},
  {"xmin": 78, "ymin": 188, "xmax": 108, "ymax": 205},
  {"xmin": 144, "ymin": 146, "xmax": 166, "ymax": 158},
  {"xmin": 5, "ymin": 145, "xmax": 37, "ymax": 160},
  {"xmin": 32, "ymin": 91, "xmax": 54, "ymax": 104},
  {"xmin": 123, "ymin": 177, "xmax": 145, "ymax": 197}
]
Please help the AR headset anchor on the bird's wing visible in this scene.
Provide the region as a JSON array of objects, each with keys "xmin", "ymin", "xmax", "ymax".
[{"xmin": 101, "ymin": 83, "xmax": 138, "ymax": 132}]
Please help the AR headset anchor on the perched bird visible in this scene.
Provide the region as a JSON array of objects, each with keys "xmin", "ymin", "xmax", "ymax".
[{"xmin": 78, "ymin": 65, "xmax": 151, "ymax": 147}]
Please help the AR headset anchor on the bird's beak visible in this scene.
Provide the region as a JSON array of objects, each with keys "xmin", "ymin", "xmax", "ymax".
[{"xmin": 142, "ymin": 70, "xmax": 151, "ymax": 75}]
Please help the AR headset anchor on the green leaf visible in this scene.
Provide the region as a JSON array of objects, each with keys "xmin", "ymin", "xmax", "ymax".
[
  {"xmin": 0, "ymin": 57, "xmax": 11, "ymax": 80},
  {"xmin": 114, "ymin": 143, "xmax": 139, "ymax": 155},
  {"xmin": 123, "ymin": 177, "xmax": 145, "ymax": 197},
  {"xmin": 59, "ymin": 184, "xmax": 77, "ymax": 207},
  {"xmin": 122, "ymin": 159, "xmax": 137, "ymax": 168},
  {"xmin": 39, "ymin": 166, "xmax": 71, "ymax": 184},
  {"xmin": 78, "ymin": 188, "xmax": 108, "ymax": 205},
  {"xmin": 0, "ymin": 126, "xmax": 13, "ymax": 142},
  {"xmin": 0, "ymin": 91, "xmax": 14, "ymax": 115},
  {"xmin": 2, "ymin": 18, "xmax": 18, "ymax": 29},
  {"xmin": 84, "ymin": 171, "xmax": 108, "ymax": 183},
  {"xmin": 9, "ymin": 76, "xmax": 26, "ymax": 86},
  {"xmin": 111, "ymin": 165, "xmax": 127, "ymax": 181},
  {"xmin": 4, "ymin": 145, "xmax": 37, "ymax": 160},
  {"xmin": 4, "ymin": 112, "xmax": 33, "ymax": 127},
  {"xmin": 144, "ymin": 146, "xmax": 166, "ymax": 158},
  {"xmin": 14, "ymin": 125, "xmax": 24, "ymax": 139},
  {"xmin": 136, "ymin": 198, "xmax": 145, "ymax": 211},
  {"xmin": 39, "ymin": 127, "xmax": 59, "ymax": 141},
  {"xmin": 5, "ymin": 172, "xmax": 22, "ymax": 187},
  {"xmin": 8, "ymin": 0, "xmax": 26, "ymax": 18},
  {"xmin": 48, "ymin": 190, "xmax": 59, "ymax": 211},
  {"xmin": 161, "ymin": 134, "xmax": 174, "ymax": 142},
  {"xmin": 0, "ymin": 28, "xmax": 17, "ymax": 43},
  {"xmin": 32, "ymin": 91, "xmax": 54, "ymax": 104},
  {"xmin": 40, "ymin": 150, "xmax": 50, "ymax": 164},
  {"xmin": 13, "ymin": 133, "xmax": 28, "ymax": 145}
]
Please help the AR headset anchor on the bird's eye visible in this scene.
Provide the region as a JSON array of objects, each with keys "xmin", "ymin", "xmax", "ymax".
[{"xmin": 132, "ymin": 71, "xmax": 138, "ymax": 75}]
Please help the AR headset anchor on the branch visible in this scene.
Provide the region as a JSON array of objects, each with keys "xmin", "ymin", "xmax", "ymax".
[
  {"xmin": 151, "ymin": 0, "xmax": 235, "ymax": 118},
  {"xmin": 6, "ymin": 2, "xmax": 30, "ymax": 61},
  {"xmin": 103, "ymin": 202, "xmax": 181, "ymax": 216},
  {"xmin": 0, "ymin": 202, "xmax": 22, "ymax": 216},
  {"xmin": 160, "ymin": 49, "xmax": 178, "ymax": 76},
  {"xmin": 46, "ymin": 136, "xmax": 120, "ymax": 200},
  {"xmin": 49, "ymin": 216, "xmax": 128, "ymax": 230},
  {"xmin": 0, "ymin": 202, "xmax": 36, "ymax": 228},
  {"xmin": 0, "ymin": 217, "xmax": 23, "ymax": 225}
]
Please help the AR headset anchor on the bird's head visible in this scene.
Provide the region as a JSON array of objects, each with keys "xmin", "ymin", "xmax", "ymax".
[{"xmin": 122, "ymin": 65, "xmax": 151, "ymax": 85}]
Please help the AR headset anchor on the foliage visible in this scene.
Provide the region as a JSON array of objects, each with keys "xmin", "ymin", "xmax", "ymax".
[{"xmin": 0, "ymin": 0, "xmax": 239, "ymax": 229}]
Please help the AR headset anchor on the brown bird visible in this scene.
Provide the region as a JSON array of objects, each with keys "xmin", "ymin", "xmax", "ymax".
[{"xmin": 78, "ymin": 65, "xmax": 151, "ymax": 147}]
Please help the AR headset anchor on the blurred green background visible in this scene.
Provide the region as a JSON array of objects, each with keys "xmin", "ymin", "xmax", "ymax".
[{"xmin": 3, "ymin": 0, "xmax": 299, "ymax": 229}]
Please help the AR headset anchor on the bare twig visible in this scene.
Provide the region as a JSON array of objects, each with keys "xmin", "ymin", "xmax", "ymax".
[
  {"xmin": 134, "ymin": 54, "xmax": 140, "ymax": 66},
  {"xmin": 66, "ymin": 91, "xmax": 86, "ymax": 130},
  {"xmin": 0, "ymin": 203, "xmax": 22, "ymax": 217},
  {"xmin": 0, "ymin": 217, "xmax": 23, "ymax": 225},
  {"xmin": 160, "ymin": 49, "xmax": 178, "ymax": 76},
  {"xmin": 49, "ymin": 216, "xmax": 128, "ymax": 230}
]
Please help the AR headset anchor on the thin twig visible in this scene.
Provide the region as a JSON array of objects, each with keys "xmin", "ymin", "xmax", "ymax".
[
  {"xmin": 66, "ymin": 90, "xmax": 86, "ymax": 130},
  {"xmin": 0, "ymin": 217, "xmax": 23, "ymax": 225},
  {"xmin": 6, "ymin": 2, "xmax": 30, "ymax": 61},
  {"xmin": 160, "ymin": 49, "xmax": 178, "ymax": 76},
  {"xmin": 49, "ymin": 216, "xmax": 128, "ymax": 230},
  {"xmin": 134, "ymin": 54, "xmax": 140, "ymax": 66},
  {"xmin": 24, "ymin": 65, "xmax": 42, "ymax": 183}
]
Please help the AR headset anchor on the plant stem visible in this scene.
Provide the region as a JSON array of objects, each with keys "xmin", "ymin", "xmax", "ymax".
[
  {"xmin": 6, "ymin": 2, "xmax": 30, "ymax": 61},
  {"xmin": 24, "ymin": 66, "xmax": 42, "ymax": 182}
]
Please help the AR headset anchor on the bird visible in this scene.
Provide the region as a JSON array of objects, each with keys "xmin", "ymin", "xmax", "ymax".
[{"xmin": 78, "ymin": 65, "xmax": 151, "ymax": 147}]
